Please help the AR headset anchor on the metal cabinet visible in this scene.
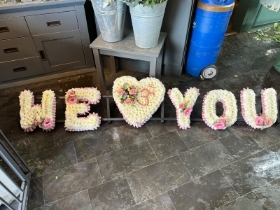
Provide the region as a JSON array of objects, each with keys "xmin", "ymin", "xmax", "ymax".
[
  {"xmin": 33, "ymin": 31, "xmax": 86, "ymax": 72},
  {"xmin": 0, "ymin": 0, "xmax": 94, "ymax": 83},
  {"xmin": 0, "ymin": 17, "xmax": 45, "ymax": 82},
  {"xmin": 26, "ymin": 10, "xmax": 85, "ymax": 72}
]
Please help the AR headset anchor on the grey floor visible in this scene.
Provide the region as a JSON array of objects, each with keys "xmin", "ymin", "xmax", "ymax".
[{"xmin": 1, "ymin": 32, "xmax": 280, "ymax": 210}]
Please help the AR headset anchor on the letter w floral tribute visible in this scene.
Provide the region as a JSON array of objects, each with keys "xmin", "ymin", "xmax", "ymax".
[{"xmin": 19, "ymin": 76, "xmax": 278, "ymax": 132}]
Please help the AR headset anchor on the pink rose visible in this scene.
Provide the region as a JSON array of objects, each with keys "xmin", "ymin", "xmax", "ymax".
[
  {"xmin": 264, "ymin": 119, "xmax": 271, "ymax": 126},
  {"xmin": 67, "ymin": 96, "xmax": 77, "ymax": 104},
  {"xmin": 129, "ymin": 89, "xmax": 137, "ymax": 95},
  {"xmin": 69, "ymin": 91, "xmax": 75, "ymax": 97},
  {"xmin": 214, "ymin": 119, "xmax": 227, "ymax": 130},
  {"xmin": 179, "ymin": 103, "xmax": 185, "ymax": 109},
  {"xmin": 42, "ymin": 117, "xmax": 52, "ymax": 128},
  {"xmin": 184, "ymin": 108, "xmax": 193, "ymax": 116},
  {"xmin": 255, "ymin": 116, "xmax": 264, "ymax": 126},
  {"xmin": 126, "ymin": 98, "xmax": 132, "ymax": 104},
  {"xmin": 118, "ymin": 89, "xmax": 125, "ymax": 95}
]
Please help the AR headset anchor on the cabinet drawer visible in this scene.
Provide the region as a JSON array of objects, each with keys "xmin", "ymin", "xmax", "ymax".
[
  {"xmin": 0, "ymin": 37, "xmax": 38, "ymax": 63},
  {"xmin": 0, "ymin": 17, "xmax": 30, "ymax": 40},
  {"xmin": 0, "ymin": 58, "xmax": 45, "ymax": 82},
  {"xmin": 25, "ymin": 11, "xmax": 78, "ymax": 35}
]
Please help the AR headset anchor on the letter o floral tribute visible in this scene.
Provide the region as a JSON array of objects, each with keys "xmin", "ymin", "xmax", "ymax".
[{"xmin": 202, "ymin": 90, "xmax": 238, "ymax": 130}]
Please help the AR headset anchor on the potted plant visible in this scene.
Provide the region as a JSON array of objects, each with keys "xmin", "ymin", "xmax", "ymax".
[
  {"xmin": 120, "ymin": 0, "xmax": 168, "ymax": 48},
  {"xmin": 91, "ymin": 0, "xmax": 127, "ymax": 42}
]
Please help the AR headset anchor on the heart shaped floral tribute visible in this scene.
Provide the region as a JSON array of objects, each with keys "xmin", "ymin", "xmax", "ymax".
[{"xmin": 113, "ymin": 76, "xmax": 165, "ymax": 127}]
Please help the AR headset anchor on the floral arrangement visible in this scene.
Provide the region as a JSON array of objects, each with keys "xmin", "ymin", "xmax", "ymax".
[
  {"xmin": 240, "ymin": 88, "xmax": 278, "ymax": 129},
  {"xmin": 113, "ymin": 76, "xmax": 165, "ymax": 127},
  {"xmin": 19, "ymin": 90, "xmax": 56, "ymax": 132},
  {"xmin": 168, "ymin": 87, "xmax": 200, "ymax": 130},
  {"xmin": 202, "ymin": 90, "xmax": 237, "ymax": 130},
  {"xmin": 118, "ymin": 83, "xmax": 138, "ymax": 105},
  {"xmin": 65, "ymin": 88, "xmax": 101, "ymax": 131}
]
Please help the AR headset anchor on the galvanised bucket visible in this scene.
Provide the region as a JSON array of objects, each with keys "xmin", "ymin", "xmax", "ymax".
[
  {"xmin": 92, "ymin": 0, "xmax": 126, "ymax": 42},
  {"xmin": 129, "ymin": 1, "xmax": 167, "ymax": 48}
]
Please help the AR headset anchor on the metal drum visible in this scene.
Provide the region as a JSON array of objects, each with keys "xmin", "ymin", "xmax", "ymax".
[{"xmin": 185, "ymin": 0, "xmax": 234, "ymax": 79}]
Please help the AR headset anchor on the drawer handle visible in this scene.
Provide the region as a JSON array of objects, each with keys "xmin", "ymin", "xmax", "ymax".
[
  {"xmin": 4, "ymin": 47, "xmax": 19, "ymax": 54},
  {"xmin": 47, "ymin": 21, "xmax": 61, "ymax": 27},
  {"xmin": 13, "ymin": 67, "xmax": 27, "ymax": 72},
  {"xmin": 0, "ymin": 27, "xmax": 9, "ymax": 33},
  {"xmin": 39, "ymin": 50, "xmax": 47, "ymax": 61}
]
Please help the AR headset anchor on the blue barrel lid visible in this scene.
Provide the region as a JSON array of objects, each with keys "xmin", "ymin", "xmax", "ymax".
[{"xmin": 200, "ymin": 0, "xmax": 234, "ymax": 6}]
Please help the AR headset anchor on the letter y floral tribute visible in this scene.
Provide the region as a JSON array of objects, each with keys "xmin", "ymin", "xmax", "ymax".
[{"xmin": 19, "ymin": 76, "xmax": 278, "ymax": 132}]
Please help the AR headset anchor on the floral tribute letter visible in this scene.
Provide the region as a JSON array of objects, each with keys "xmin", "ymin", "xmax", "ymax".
[
  {"xmin": 168, "ymin": 87, "xmax": 200, "ymax": 130},
  {"xmin": 19, "ymin": 90, "xmax": 56, "ymax": 132},
  {"xmin": 202, "ymin": 90, "xmax": 237, "ymax": 130},
  {"xmin": 65, "ymin": 88, "xmax": 101, "ymax": 131},
  {"xmin": 240, "ymin": 88, "xmax": 278, "ymax": 129},
  {"xmin": 113, "ymin": 76, "xmax": 165, "ymax": 128}
]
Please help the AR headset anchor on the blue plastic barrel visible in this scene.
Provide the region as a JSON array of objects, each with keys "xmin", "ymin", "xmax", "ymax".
[{"xmin": 185, "ymin": 0, "xmax": 234, "ymax": 77}]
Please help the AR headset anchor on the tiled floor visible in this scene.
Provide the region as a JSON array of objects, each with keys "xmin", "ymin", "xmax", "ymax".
[{"xmin": 1, "ymin": 32, "xmax": 280, "ymax": 210}]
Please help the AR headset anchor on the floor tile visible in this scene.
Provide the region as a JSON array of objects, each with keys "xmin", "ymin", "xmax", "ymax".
[
  {"xmin": 37, "ymin": 190, "xmax": 92, "ymax": 210},
  {"xmin": 148, "ymin": 131, "xmax": 188, "ymax": 160},
  {"xmin": 74, "ymin": 131, "xmax": 122, "ymax": 162},
  {"xmin": 106, "ymin": 124, "xmax": 152, "ymax": 147},
  {"xmin": 53, "ymin": 123, "xmax": 89, "ymax": 146},
  {"xmin": 97, "ymin": 140, "xmax": 158, "ymax": 181},
  {"xmin": 229, "ymin": 125, "xmax": 280, "ymax": 149},
  {"xmin": 220, "ymin": 154, "xmax": 274, "ymax": 196},
  {"xmin": 23, "ymin": 141, "xmax": 77, "ymax": 178},
  {"xmin": 219, "ymin": 134, "xmax": 262, "ymax": 160},
  {"xmin": 168, "ymin": 170, "xmax": 239, "ymax": 209},
  {"xmin": 179, "ymin": 140, "xmax": 235, "ymax": 179},
  {"xmin": 88, "ymin": 176, "xmax": 135, "ymax": 210},
  {"xmin": 9, "ymin": 130, "xmax": 55, "ymax": 155},
  {"xmin": 146, "ymin": 121, "xmax": 177, "ymax": 137},
  {"xmin": 126, "ymin": 155, "xmax": 192, "ymax": 203},
  {"xmin": 176, "ymin": 122, "xmax": 229, "ymax": 149},
  {"xmin": 43, "ymin": 158, "xmax": 102, "ymax": 204},
  {"xmin": 27, "ymin": 177, "xmax": 44, "ymax": 209},
  {"xmin": 254, "ymin": 178, "xmax": 280, "ymax": 210},
  {"xmin": 217, "ymin": 192, "xmax": 268, "ymax": 210},
  {"xmin": 253, "ymin": 144, "xmax": 280, "ymax": 180},
  {"xmin": 127, "ymin": 193, "xmax": 175, "ymax": 210},
  {"xmin": 217, "ymin": 71, "xmax": 261, "ymax": 96}
]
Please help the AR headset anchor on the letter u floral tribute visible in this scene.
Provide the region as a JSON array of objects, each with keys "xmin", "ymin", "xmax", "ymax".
[{"xmin": 19, "ymin": 76, "xmax": 278, "ymax": 132}]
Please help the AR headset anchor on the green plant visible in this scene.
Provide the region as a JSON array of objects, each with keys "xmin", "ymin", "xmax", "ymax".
[
  {"xmin": 253, "ymin": 22, "xmax": 280, "ymax": 43},
  {"xmin": 120, "ymin": 0, "xmax": 166, "ymax": 7}
]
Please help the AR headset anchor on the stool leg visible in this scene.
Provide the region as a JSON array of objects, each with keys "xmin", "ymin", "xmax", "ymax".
[
  {"xmin": 93, "ymin": 49, "xmax": 107, "ymax": 90},
  {"xmin": 156, "ymin": 47, "xmax": 164, "ymax": 78},
  {"xmin": 161, "ymin": 102, "xmax": 165, "ymax": 123},
  {"xmin": 149, "ymin": 59, "xmax": 157, "ymax": 77},
  {"xmin": 110, "ymin": 56, "xmax": 117, "ymax": 74}
]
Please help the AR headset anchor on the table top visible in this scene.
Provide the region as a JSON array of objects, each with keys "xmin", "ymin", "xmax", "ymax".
[{"xmin": 90, "ymin": 30, "xmax": 167, "ymax": 57}]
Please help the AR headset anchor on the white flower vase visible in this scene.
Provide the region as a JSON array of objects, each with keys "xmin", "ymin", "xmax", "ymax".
[
  {"xmin": 91, "ymin": 0, "xmax": 127, "ymax": 42},
  {"xmin": 129, "ymin": 1, "xmax": 167, "ymax": 48}
]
